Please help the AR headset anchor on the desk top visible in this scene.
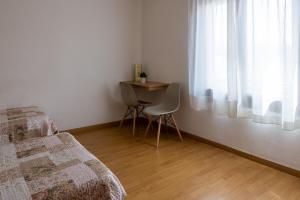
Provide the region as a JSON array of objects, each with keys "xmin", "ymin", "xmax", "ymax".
[{"xmin": 120, "ymin": 81, "xmax": 169, "ymax": 91}]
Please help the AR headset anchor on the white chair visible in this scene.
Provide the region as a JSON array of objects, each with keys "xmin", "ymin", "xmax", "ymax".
[{"xmin": 143, "ymin": 83, "xmax": 183, "ymax": 148}]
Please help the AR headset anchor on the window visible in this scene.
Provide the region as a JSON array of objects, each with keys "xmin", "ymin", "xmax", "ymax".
[{"xmin": 188, "ymin": 0, "xmax": 300, "ymax": 130}]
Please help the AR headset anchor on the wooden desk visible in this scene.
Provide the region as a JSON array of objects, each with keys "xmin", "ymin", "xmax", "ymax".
[{"xmin": 120, "ymin": 81, "xmax": 169, "ymax": 91}]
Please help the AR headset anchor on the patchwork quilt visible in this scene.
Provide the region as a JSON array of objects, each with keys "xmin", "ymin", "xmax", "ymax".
[
  {"xmin": 0, "ymin": 132, "xmax": 126, "ymax": 200},
  {"xmin": 0, "ymin": 106, "xmax": 58, "ymax": 143}
]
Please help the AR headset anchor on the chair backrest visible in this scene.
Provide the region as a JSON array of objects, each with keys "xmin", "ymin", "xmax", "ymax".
[
  {"xmin": 161, "ymin": 83, "xmax": 180, "ymax": 112},
  {"xmin": 120, "ymin": 83, "xmax": 138, "ymax": 106}
]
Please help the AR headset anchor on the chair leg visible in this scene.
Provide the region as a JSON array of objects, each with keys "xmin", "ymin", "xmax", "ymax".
[
  {"xmin": 171, "ymin": 114, "xmax": 183, "ymax": 142},
  {"xmin": 156, "ymin": 116, "xmax": 162, "ymax": 148},
  {"xmin": 144, "ymin": 115, "xmax": 152, "ymax": 138},
  {"xmin": 136, "ymin": 107, "xmax": 140, "ymax": 119},
  {"xmin": 119, "ymin": 107, "xmax": 129, "ymax": 129},
  {"xmin": 164, "ymin": 115, "xmax": 168, "ymax": 132},
  {"xmin": 132, "ymin": 109, "xmax": 137, "ymax": 136}
]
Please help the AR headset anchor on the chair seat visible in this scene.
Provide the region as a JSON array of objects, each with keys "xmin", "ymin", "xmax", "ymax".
[
  {"xmin": 138, "ymin": 100, "xmax": 152, "ymax": 105},
  {"xmin": 143, "ymin": 105, "xmax": 176, "ymax": 116}
]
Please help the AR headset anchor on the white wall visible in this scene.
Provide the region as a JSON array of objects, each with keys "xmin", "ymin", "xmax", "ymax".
[
  {"xmin": 1, "ymin": 0, "xmax": 299, "ymax": 171},
  {"xmin": 142, "ymin": 0, "xmax": 300, "ymax": 170},
  {"xmin": 0, "ymin": 0, "xmax": 143, "ymax": 130}
]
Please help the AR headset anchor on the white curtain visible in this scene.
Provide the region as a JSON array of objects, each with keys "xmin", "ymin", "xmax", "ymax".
[
  {"xmin": 189, "ymin": 0, "xmax": 228, "ymax": 113},
  {"xmin": 188, "ymin": 0, "xmax": 300, "ymax": 130}
]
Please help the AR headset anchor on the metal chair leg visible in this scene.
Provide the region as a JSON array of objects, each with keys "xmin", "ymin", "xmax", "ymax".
[
  {"xmin": 119, "ymin": 106, "xmax": 130, "ymax": 129},
  {"xmin": 132, "ymin": 109, "xmax": 137, "ymax": 136},
  {"xmin": 144, "ymin": 115, "xmax": 152, "ymax": 138},
  {"xmin": 156, "ymin": 116, "xmax": 162, "ymax": 148},
  {"xmin": 163, "ymin": 115, "xmax": 169, "ymax": 133}
]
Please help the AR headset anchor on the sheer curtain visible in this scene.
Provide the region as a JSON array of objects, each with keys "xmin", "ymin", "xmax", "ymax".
[
  {"xmin": 188, "ymin": 0, "xmax": 300, "ymax": 130},
  {"xmin": 188, "ymin": 0, "xmax": 228, "ymax": 113}
]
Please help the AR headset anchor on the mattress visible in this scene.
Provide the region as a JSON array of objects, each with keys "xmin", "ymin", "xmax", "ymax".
[{"xmin": 0, "ymin": 132, "xmax": 126, "ymax": 200}]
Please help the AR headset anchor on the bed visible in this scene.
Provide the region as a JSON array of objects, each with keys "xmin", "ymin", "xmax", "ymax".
[
  {"xmin": 0, "ymin": 132, "xmax": 126, "ymax": 200},
  {"xmin": 0, "ymin": 106, "xmax": 126, "ymax": 200}
]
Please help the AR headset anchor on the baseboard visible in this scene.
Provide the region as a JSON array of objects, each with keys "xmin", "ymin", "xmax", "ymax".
[
  {"xmin": 64, "ymin": 119, "xmax": 300, "ymax": 178},
  {"xmin": 168, "ymin": 127, "xmax": 300, "ymax": 178},
  {"xmin": 65, "ymin": 121, "xmax": 120, "ymax": 135}
]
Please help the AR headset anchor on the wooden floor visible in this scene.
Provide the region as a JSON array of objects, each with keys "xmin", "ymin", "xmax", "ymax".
[{"xmin": 74, "ymin": 125, "xmax": 300, "ymax": 200}]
